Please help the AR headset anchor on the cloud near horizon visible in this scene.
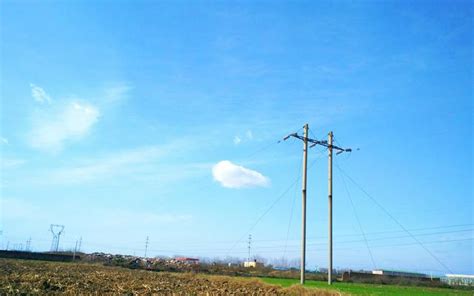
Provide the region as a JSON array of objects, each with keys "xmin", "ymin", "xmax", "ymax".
[{"xmin": 212, "ymin": 160, "xmax": 270, "ymax": 188}]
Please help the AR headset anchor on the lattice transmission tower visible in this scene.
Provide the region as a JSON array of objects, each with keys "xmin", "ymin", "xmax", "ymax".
[{"xmin": 50, "ymin": 224, "xmax": 65, "ymax": 252}]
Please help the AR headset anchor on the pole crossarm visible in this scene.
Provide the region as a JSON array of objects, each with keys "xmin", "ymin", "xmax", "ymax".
[{"xmin": 283, "ymin": 132, "xmax": 351, "ymax": 154}]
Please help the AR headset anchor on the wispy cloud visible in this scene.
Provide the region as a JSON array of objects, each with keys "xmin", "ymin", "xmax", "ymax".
[
  {"xmin": 101, "ymin": 209, "xmax": 193, "ymax": 227},
  {"xmin": 0, "ymin": 137, "xmax": 8, "ymax": 145},
  {"xmin": 233, "ymin": 130, "xmax": 253, "ymax": 145},
  {"xmin": 29, "ymin": 101, "xmax": 100, "ymax": 152},
  {"xmin": 212, "ymin": 160, "xmax": 270, "ymax": 189},
  {"xmin": 103, "ymin": 83, "xmax": 133, "ymax": 104},
  {"xmin": 1, "ymin": 158, "xmax": 26, "ymax": 169},
  {"xmin": 233, "ymin": 136, "xmax": 241, "ymax": 145},
  {"xmin": 30, "ymin": 83, "xmax": 52, "ymax": 104},
  {"xmin": 46, "ymin": 145, "xmax": 170, "ymax": 184},
  {"xmin": 246, "ymin": 130, "xmax": 253, "ymax": 140},
  {"xmin": 32, "ymin": 141, "xmax": 210, "ymax": 186},
  {"xmin": 27, "ymin": 83, "xmax": 134, "ymax": 153}
]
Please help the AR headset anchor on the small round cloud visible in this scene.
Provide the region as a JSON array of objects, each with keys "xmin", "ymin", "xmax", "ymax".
[{"xmin": 212, "ymin": 160, "xmax": 270, "ymax": 189}]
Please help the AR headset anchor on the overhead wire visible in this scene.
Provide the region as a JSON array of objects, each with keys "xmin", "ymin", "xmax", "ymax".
[
  {"xmin": 283, "ymin": 149, "xmax": 302, "ymax": 257},
  {"xmin": 334, "ymin": 162, "xmax": 454, "ymax": 274},
  {"xmin": 225, "ymin": 145, "xmax": 322, "ymax": 257},
  {"xmin": 337, "ymin": 162, "xmax": 377, "ymax": 269}
]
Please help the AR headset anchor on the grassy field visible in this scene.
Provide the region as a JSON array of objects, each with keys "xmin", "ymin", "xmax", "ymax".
[{"xmin": 261, "ymin": 277, "xmax": 473, "ymax": 296}]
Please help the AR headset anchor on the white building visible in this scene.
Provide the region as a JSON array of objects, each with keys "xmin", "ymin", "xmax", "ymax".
[
  {"xmin": 443, "ymin": 274, "xmax": 474, "ymax": 286},
  {"xmin": 244, "ymin": 260, "xmax": 263, "ymax": 268}
]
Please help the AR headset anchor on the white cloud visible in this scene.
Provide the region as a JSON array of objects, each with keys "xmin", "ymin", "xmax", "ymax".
[
  {"xmin": 233, "ymin": 136, "xmax": 241, "ymax": 145},
  {"xmin": 29, "ymin": 101, "xmax": 100, "ymax": 152},
  {"xmin": 212, "ymin": 160, "xmax": 270, "ymax": 189},
  {"xmin": 30, "ymin": 83, "xmax": 52, "ymax": 104},
  {"xmin": 0, "ymin": 137, "xmax": 8, "ymax": 145}
]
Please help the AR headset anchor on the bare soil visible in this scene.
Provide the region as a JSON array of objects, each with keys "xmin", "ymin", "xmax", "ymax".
[{"xmin": 0, "ymin": 259, "xmax": 337, "ymax": 295}]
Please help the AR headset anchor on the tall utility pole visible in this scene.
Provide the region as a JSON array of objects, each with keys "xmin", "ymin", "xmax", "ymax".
[
  {"xmin": 328, "ymin": 132, "xmax": 334, "ymax": 285},
  {"xmin": 284, "ymin": 124, "xmax": 325, "ymax": 284},
  {"xmin": 326, "ymin": 131, "xmax": 351, "ymax": 285},
  {"xmin": 247, "ymin": 234, "xmax": 252, "ymax": 262},
  {"xmin": 284, "ymin": 126, "xmax": 351, "ymax": 285},
  {"xmin": 144, "ymin": 236, "xmax": 149, "ymax": 258},
  {"xmin": 300, "ymin": 124, "xmax": 309, "ymax": 284}
]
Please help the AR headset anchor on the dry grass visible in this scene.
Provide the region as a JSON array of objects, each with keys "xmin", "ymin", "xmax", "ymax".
[{"xmin": 0, "ymin": 259, "xmax": 338, "ymax": 295}]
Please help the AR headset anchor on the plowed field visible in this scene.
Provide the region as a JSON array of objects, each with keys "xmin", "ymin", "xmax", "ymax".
[{"xmin": 0, "ymin": 259, "xmax": 336, "ymax": 295}]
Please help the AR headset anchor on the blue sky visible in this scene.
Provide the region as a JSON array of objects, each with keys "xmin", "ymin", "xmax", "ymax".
[{"xmin": 0, "ymin": 1, "xmax": 472, "ymax": 275}]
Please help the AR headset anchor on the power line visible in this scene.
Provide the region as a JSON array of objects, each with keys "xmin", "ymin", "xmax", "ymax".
[
  {"xmin": 225, "ymin": 145, "xmax": 321, "ymax": 260},
  {"xmin": 283, "ymin": 158, "xmax": 301, "ymax": 258},
  {"xmin": 339, "ymin": 169, "xmax": 377, "ymax": 269},
  {"xmin": 225, "ymin": 169, "xmax": 303, "ymax": 256},
  {"xmin": 123, "ymin": 237, "xmax": 474, "ymax": 256},
  {"xmin": 283, "ymin": 171, "xmax": 301, "ymax": 256},
  {"xmin": 335, "ymin": 162, "xmax": 454, "ymax": 274},
  {"xmin": 5, "ymin": 224, "xmax": 471, "ymax": 251}
]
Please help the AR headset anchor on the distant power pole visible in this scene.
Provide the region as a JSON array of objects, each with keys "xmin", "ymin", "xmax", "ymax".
[
  {"xmin": 78, "ymin": 237, "xmax": 82, "ymax": 253},
  {"xmin": 73, "ymin": 240, "xmax": 78, "ymax": 261},
  {"xmin": 247, "ymin": 234, "xmax": 252, "ymax": 262},
  {"xmin": 26, "ymin": 237, "xmax": 31, "ymax": 252},
  {"xmin": 144, "ymin": 236, "xmax": 149, "ymax": 258}
]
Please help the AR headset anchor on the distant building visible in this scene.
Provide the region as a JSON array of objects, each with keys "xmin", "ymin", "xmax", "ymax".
[
  {"xmin": 244, "ymin": 259, "xmax": 263, "ymax": 268},
  {"xmin": 372, "ymin": 269, "xmax": 428, "ymax": 278},
  {"xmin": 175, "ymin": 257, "xmax": 199, "ymax": 264},
  {"xmin": 341, "ymin": 269, "xmax": 440, "ymax": 283},
  {"xmin": 443, "ymin": 274, "xmax": 474, "ymax": 286}
]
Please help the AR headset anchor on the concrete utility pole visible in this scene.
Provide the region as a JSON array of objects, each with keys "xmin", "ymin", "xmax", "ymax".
[
  {"xmin": 144, "ymin": 236, "xmax": 149, "ymax": 258},
  {"xmin": 328, "ymin": 131, "xmax": 333, "ymax": 285},
  {"xmin": 248, "ymin": 234, "xmax": 252, "ymax": 262},
  {"xmin": 300, "ymin": 124, "xmax": 309, "ymax": 284},
  {"xmin": 73, "ymin": 240, "xmax": 78, "ymax": 261},
  {"xmin": 284, "ymin": 127, "xmax": 352, "ymax": 286},
  {"xmin": 326, "ymin": 131, "xmax": 351, "ymax": 285},
  {"xmin": 284, "ymin": 124, "xmax": 326, "ymax": 285},
  {"xmin": 78, "ymin": 237, "xmax": 82, "ymax": 253}
]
